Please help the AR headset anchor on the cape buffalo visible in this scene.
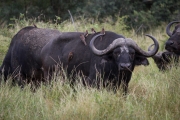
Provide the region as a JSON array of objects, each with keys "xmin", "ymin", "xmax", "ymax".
[
  {"xmin": 165, "ymin": 21, "xmax": 180, "ymax": 54},
  {"xmin": 149, "ymin": 44, "xmax": 179, "ymax": 71},
  {"xmin": 152, "ymin": 51, "xmax": 179, "ymax": 71},
  {"xmin": 40, "ymin": 30, "xmax": 159, "ymax": 94},
  {"xmin": 0, "ymin": 26, "xmax": 61, "ymax": 86},
  {"xmin": 0, "ymin": 26, "xmax": 159, "ymax": 94}
]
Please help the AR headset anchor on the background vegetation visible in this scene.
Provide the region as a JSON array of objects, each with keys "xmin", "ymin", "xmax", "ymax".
[
  {"xmin": 1, "ymin": 0, "xmax": 180, "ymax": 31},
  {"xmin": 0, "ymin": 0, "xmax": 180, "ymax": 120}
]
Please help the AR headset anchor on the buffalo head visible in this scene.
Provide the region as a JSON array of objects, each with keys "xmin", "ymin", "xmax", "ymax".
[
  {"xmin": 90, "ymin": 33, "xmax": 159, "ymax": 72},
  {"xmin": 165, "ymin": 21, "xmax": 180, "ymax": 54}
]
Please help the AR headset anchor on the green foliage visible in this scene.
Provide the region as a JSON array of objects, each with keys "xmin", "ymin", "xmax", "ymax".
[
  {"xmin": 151, "ymin": 0, "xmax": 180, "ymax": 21},
  {"xmin": 1, "ymin": 0, "xmax": 180, "ymax": 31}
]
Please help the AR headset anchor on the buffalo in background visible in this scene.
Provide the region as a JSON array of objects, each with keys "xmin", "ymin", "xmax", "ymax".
[
  {"xmin": 0, "ymin": 26, "xmax": 61, "ymax": 86},
  {"xmin": 0, "ymin": 26, "xmax": 159, "ymax": 94},
  {"xmin": 147, "ymin": 21, "xmax": 180, "ymax": 71},
  {"xmin": 165, "ymin": 21, "xmax": 180, "ymax": 55},
  {"xmin": 149, "ymin": 44, "xmax": 179, "ymax": 71}
]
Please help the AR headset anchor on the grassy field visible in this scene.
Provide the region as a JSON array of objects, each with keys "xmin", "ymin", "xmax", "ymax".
[{"xmin": 0, "ymin": 18, "xmax": 180, "ymax": 120}]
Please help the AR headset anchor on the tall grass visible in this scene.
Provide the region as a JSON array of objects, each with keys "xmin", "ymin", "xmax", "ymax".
[{"xmin": 0, "ymin": 17, "xmax": 179, "ymax": 120}]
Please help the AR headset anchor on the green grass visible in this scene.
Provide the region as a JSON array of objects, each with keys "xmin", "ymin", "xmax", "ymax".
[{"xmin": 0, "ymin": 18, "xmax": 179, "ymax": 120}]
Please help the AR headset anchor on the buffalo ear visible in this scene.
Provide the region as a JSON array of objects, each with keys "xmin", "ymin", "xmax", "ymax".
[{"xmin": 135, "ymin": 55, "xmax": 149, "ymax": 66}]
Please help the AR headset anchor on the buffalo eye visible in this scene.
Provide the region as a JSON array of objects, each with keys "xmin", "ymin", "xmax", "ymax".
[
  {"xmin": 113, "ymin": 51, "xmax": 121, "ymax": 58},
  {"xmin": 129, "ymin": 53, "xmax": 135, "ymax": 59}
]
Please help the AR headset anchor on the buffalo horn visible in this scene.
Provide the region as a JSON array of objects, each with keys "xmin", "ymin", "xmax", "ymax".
[
  {"xmin": 148, "ymin": 44, "xmax": 161, "ymax": 59},
  {"xmin": 148, "ymin": 44, "xmax": 154, "ymax": 51},
  {"xmin": 166, "ymin": 21, "xmax": 180, "ymax": 37},
  {"xmin": 90, "ymin": 33, "xmax": 159, "ymax": 57}
]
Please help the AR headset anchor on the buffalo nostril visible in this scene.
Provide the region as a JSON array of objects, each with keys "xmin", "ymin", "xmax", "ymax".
[
  {"xmin": 170, "ymin": 41, "xmax": 174, "ymax": 45},
  {"xmin": 166, "ymin": 41, "xmax": 174, "ymax": 46},
  {"xmin": 120, "ymin": 63, "xmax": 131, "ymax": 69}
]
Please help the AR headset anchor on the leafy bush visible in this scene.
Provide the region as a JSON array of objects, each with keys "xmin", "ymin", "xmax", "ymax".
[{"xmin": 0, "ymin": 0, "xmax": 180, "ymax": 31}]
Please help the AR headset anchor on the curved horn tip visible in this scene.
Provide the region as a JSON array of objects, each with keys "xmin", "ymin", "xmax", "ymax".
[
  {"xmin": 145, "ymin": 34, "xmax": 152, "ymax": 39},
  {"xmin": 145, "ymin": 34, "xmax": 158, "ymax": 44},
  {"xmin": 166, "ymin": 21, "xmax": 180, "ymax": 37},
  {"xmin": 145, "ymin": 34, "xmax": 156, "ymax": 39},
  {"xmin": 145, "ymin": 34, "xmax": 151, "ymax": 37},
  {"xmin": 167, "ymin": 21, "xmax": 180, "ymax": 26},
  {"xmin": 169, "ymin": 21, "xmax": 180, "ymax": 23},
  {"xmin": 143, "ymin": 34, "xmax": 159, "ymax": 57}
]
